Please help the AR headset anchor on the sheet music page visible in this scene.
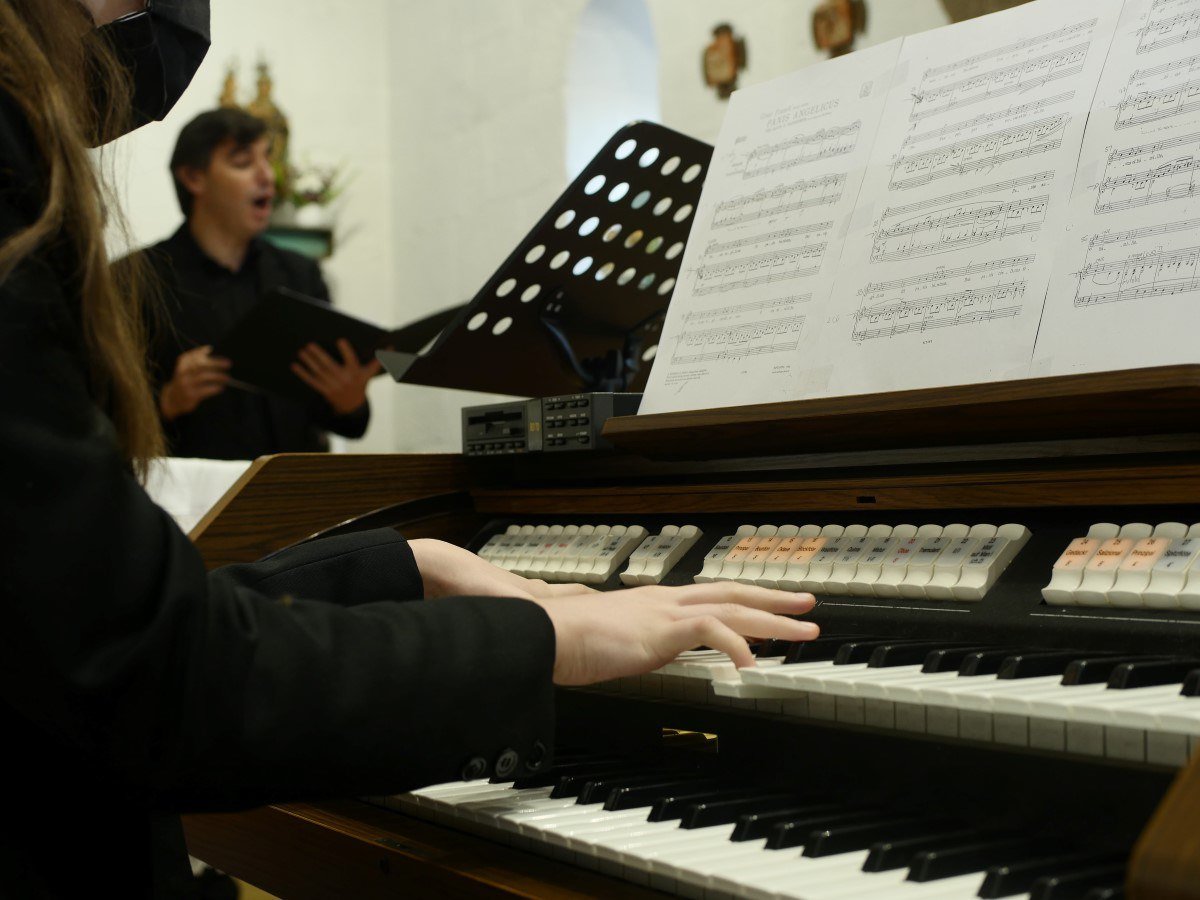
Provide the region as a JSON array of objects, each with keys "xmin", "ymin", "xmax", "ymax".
[
  {"xmin": 639, "ymin": 41, "xmax": 902, "ymax": 415},
  {"xmin": 1038, "ymin": 0, "xmax": 1200, "ymax": 375},
  {"xmin": 822, "ymin": 0, "xmax": 1124, "ymax": 399}
]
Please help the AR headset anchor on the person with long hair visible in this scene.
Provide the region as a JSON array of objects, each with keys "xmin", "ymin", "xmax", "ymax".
[{"xmin": 0, "ymin": 1, "xmax": 819, "ymax": 895}]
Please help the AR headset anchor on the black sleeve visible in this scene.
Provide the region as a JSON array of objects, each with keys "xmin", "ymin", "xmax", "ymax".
[{"xmin": 0, "ymin": 107, "xmax": 555, "ymax": 810}]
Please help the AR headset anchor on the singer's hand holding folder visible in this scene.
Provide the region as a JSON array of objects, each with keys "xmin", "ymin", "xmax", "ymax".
[{"xmin": 213, "ymin": 287, "xmax": 461, "ymax": 403}]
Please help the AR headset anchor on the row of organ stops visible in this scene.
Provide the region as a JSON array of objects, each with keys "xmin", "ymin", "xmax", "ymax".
[
  {"xmin": 1043, "ymin": 522, "xmax": 1200, "ymax": 608},
  {"xmin": 396, "ymin": 731, "xmax": 1130, "ymax": 900}
]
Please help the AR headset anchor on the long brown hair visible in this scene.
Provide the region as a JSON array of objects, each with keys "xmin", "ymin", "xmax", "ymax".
[{"xmin": 0, "ymin": 0, "xmax": 164, "ymax": 476}]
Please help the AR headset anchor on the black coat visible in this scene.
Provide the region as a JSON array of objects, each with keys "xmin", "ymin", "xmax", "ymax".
[{"xmin": 0, "ymin": 95, "xmax": 555, "ymax": 897}]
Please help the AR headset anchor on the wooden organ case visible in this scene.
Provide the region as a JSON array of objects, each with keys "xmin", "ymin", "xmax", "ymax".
[{"xmin": 184, "ymin": 367, "xmax": 1200, "ymax": 899}]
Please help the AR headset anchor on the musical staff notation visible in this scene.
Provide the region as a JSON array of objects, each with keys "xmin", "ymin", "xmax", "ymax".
[
  {"xmin": 1116, "ymin": 73, "xmax": 1200, "ymax": 129},
  {"xmin": 1097, "ymin": 131, "xmax": 1200, "ymax": 213},
  {"xmin": 1130, "ymin": 49, "xmax": 1200, "ymax": 83},
  {"xmin": 902, "ymin": 94, "xmax": 1074, "ymax": 150},
  {"xmin": 1137, "ymin": 0, "xmax": 1200, "ymax": 55},
  {"xmin": 911, "ymin": 43, "xmax": 1088, "ymax": 123},
  {"xmin": 712, "ymin": 174, "xmax": 845, "ymax": 229},
  {"xmin": 922, "ymin": 19, "xmax": 1097, "ymax": 80},
  {"xmin": 880, "ymin": 172, "xmax": 1053, "ymax": 220},
  {"xmin": 1087, "ymin": 217, "xmax": 1196, "ymax": 247},
  {"xmin": 859, "ymin": 256, "xmax": 1035, "ymax": 295},
  {"xmin": 1075, "ymin": 226, "xmax": 1200, "ymax": 308},
  {"xmin": 704, "ymin": 222, "xmax": 832, "ymax": 257},
  {"xmin": 694, "ymin": 243, "xmax": 827, "ymax": 296},
  {"xmin": 738, "ymin": 121, "xmax": 861, "ymax": 179},
  {"xmin": 891, "ymin": 115, "xmax": 1067, "ymax": 190},
  {"xmin": 872, "ymin": 194, "xmax": 1048, "ymax": 262},
  {"xmin": 853, "ymin": 282, "xmax": 1025, "ymax": 341},
  {"xmin": 670, "ymin": 314, "xmax": 807, "ymax": 366}
]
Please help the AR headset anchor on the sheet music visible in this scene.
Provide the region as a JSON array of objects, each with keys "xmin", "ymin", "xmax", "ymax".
[
  {"xmin": 822, "ymin": 0, "xmax": 1124, "ymax": 398},
  {"xmin": 639, "ymin": 41, "xmax": 902, "ymax": 415},
  {"xmin": 1038, "ymin": 0, "xmax": 1200, "ymax": 374}
]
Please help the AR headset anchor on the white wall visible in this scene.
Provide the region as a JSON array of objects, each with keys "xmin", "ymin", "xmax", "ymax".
[{"xmin": 113, "ymin": 1, "xmax": 953, "ymax": 454}]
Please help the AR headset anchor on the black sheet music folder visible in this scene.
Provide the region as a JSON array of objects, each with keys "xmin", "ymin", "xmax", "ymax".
[{"xmin": 214, "ymin": 286, "xmax": 461, "ymax": 402}]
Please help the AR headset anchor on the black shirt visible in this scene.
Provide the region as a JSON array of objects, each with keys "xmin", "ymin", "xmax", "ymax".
[{"xmin": 139, "ymin": 226, "xmax": 370, "ymax": 459}]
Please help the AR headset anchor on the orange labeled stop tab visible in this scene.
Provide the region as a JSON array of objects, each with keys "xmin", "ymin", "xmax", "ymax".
[
  {"xmin": 1052, "ymin": 537, "xmax": 1103, "ymax": 571},
  {"xmin": 1085, "ymin": 538, "xmax": 1136, "ymax": 572},
  {"xmin": 1119, "ymin": 537, "xmax": 1172, "ymax": 572},
  {"xmin": 767, "ymin": 537, "xmax": 802, "ymax": 564},
  {"xmin": 724, "ymin": 535, "xmax": 759, "ymax": 562},
  {"xmin": 747, "ymin": 537, "xmax": 783, "ymax": 563},
  {"xmin": 788, "ymin": 537, "xmax": 828, "ymax": 564}
]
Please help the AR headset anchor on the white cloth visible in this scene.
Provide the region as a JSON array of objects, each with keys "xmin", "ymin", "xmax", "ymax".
[{"xmin": 142, "ymin": 457, "xmax": 252, "ymax": 535}]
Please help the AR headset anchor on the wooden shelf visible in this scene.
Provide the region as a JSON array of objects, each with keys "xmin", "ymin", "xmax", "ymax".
[{"xmin": 603, "ymin": 365, "xmax": 1200, "ymax": 461}]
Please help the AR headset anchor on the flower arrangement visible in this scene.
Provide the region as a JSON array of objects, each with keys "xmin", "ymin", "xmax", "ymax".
[{"xmin": 286, "ymin": 160, "xmax": 349, "ymax": 209}]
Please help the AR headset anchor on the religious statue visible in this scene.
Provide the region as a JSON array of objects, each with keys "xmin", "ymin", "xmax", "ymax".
[
  {"xmin": 246, "ymin": 62, "xmax": 291, "ymax": 196},
  {"xmin": 812, "ymin": 0, "xmax": 867, "ymax": 58},
  {"xmin": 702, "ymin": 23, "xmax": 747, "ymax": 100},
  {"xmin": 218, "ymin": 66, "xmax": 238, "ymax": 108}
]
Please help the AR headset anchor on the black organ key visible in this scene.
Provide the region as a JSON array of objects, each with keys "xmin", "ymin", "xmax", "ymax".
[
  {"xmin": 802, "ymin": 817, "xmax": 934, "ymax": 858},
  {"xmin": 602, "ymin": 777, "xmax": 726, "ymax": 811},
  {"xmin": 648, "ymin": 786, "xmax": 759, "ymax": 822},
  {"xmin": 907, "ymin": 837, "xmax": 1041, "ymax": 882},
  {"xmin": 1182, "ymin": 669, "xmax": 1200, "ymax": 696},
  {"xmin": 576, "ymin": 770, "xmax": 694, "ymax": 805},
  {"xmin": 730, "ymin": 802, "xmax": 844, "ymax": 842},
  {"xmin": 978, "ymin": 852, "xmax": 1124, "ymax": 898},
  {"xmin": 510, "ymin": 756, "xmax": 624, "ymax": 789},
  {"xmin": 1061, "ymin": 656, "xmax": 1171, "ymax": 686},
  {"xmin": 1030, "ymin": 864, "xmax": 1127, "ymax": 900},
  {"xmin": 783, "ymin": 635, "xmax": 876, "ymax": 664},
  {"xmin": 997, "ymin": 651, "xmax": 1092, "ymax": 680},
  {"xmin": 921, "ymin": 646, "xmax": 998, "ymax": 673},
  {"xmin": 835, "ymin": 639, "xmax": 925, "ymax": 665},
  {"xmin": 1107, "ymin": 658, "xmax": 1200, "ymax": 690},
  {"xmin": 551, "ymin": 764, "xmax": 661, "ymax": 799},
  {"xmin": 680, "ymin": 792, "xmax": 803, "ymax": 829},
  {"xmin": 864, "ymin": 830, "xmax": 985, "ymax": 872},
  {"xmin": 753, "ymin": 639, "xmax": 794, "ymax": 657},
  {"xmin": 765, "ymin": 810, "xmax": 884, "ymax": 850},
  {"xmin": 960, "ymin": 649, "xmax": 1030, "ymax": 677},
  {"xmin": 867, "ymin": 642, "xmax": 974, "ymax": 668}
]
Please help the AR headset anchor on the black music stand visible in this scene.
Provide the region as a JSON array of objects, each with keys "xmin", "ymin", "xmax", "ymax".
[{"xmin": 379, "ymin": 121, "xmax": 713, "ymax": 397}]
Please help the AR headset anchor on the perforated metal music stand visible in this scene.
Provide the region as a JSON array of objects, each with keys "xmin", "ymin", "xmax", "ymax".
[{"xmin": 379, "ymin": 121, "xmax": 713, "ymax": 398}]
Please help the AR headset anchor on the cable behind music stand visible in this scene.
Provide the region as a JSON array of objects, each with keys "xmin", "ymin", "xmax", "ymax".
[{"xmin": 379, "ymin": 121, "xmax": 713, "ymax": 398}]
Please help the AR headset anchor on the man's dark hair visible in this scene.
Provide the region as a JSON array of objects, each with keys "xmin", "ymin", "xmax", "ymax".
[{"xmin": 170, "ymin": 108, "xmax": 269, "ymax": 216}]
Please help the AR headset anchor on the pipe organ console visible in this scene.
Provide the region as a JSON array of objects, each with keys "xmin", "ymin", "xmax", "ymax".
[{"xmin": 184, "ymin": 369, "xmax": 1200, "ymax": 900}]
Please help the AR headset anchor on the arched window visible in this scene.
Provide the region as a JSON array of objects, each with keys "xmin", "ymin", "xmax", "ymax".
[{"xmin": 565, "ymin": 0, "xmax": 661, "ymax": 180}]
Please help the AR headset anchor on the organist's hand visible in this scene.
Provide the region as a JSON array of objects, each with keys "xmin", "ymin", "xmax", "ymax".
[
  {"xmin": 408, "ymin": 539, "xmax": 597, "ymax": 601},
  {"xmin": 534, "ymin": 583, "xmax": 819, "ymax": 686}
]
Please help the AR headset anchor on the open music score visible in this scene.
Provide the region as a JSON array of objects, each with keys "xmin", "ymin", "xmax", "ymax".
[
  {"xmin": 1040, "ymin": 0, "xmax": 1200, "ymax": 376},
  {"xmin": 667, "ymin": 296, "xmax": 807, "ymax": 368}
]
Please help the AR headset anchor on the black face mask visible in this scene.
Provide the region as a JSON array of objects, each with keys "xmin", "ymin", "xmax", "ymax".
[{"xmin": 93, "ymin": 1, "xmax": 210, "ymax": 143}]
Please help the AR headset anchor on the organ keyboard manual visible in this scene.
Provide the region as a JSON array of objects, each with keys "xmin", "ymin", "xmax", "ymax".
[{"xmin": 181, "ymin": 1, "xmax": 1200, "ymax": 898}]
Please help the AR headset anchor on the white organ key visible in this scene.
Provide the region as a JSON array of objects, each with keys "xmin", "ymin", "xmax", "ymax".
[
  {"xmin": 898, "ymin": 524, "xmax": 962, "ymax": 599},
  {"xmin": 925, "ymin": 523, "xmax": 996, "ymax": 599},
  {"xmin": 511, "ymin": 524, "xmax": 549, "ymax": 575},
  {"xmin": 585, "ymin": 525, "xmax": 648, "ymax": 583},
  {"xmin": 1041, "ymin": 522, "xmax": 1119, "ymax": 606},
  {"xmin": 1144, "ymin": 523, "xmax": 1200, "ymax": 608},
  {"xmin": 619, "ymin": 528, "xmax": 669, "ymax": 585},
  {"xmin": 717, "ymin": 525, "xmax": 776, "ymax": 581},
  {"xmin": 694, "ymin": 525, "xmax": 756, "ymax": 583},
  {"xmin": 538, "ymin": 524, "xmax": 580, "ymax": 581},
  {"xmin": 825, "ymin": 524, "xmax": 893, "ymax": 595},
  {"xmin": 555, "ymin": 524, "xmax": 595, "ymax": 580},
  {"xmin": 736, "ymin": 525, "xmax": 793, "ymax": 584},
  {"xmin": 801, "ymin": 524, "xmax": 866, "ymax": 594},
  {"xmin": 776, "ymin": 524, "xmax": 842, "ymax": 591},
  {"xmin": 1107, "ymin": 521, "xmax": 1188, "ymax": 608},
  {"xmin": 848, "ymin": 523, "xmax": 917, "ymax": 597},
  {"xmin": 637, "ymin": 525, "xmax": 703, "ymax": 584},
  {"xmin": 756, "ymin": 524, "xmax": 814, "ymax": 587},
  {"xmin": 951, "ymin": 523, "xmax": 1032, "ymax": 601}
]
